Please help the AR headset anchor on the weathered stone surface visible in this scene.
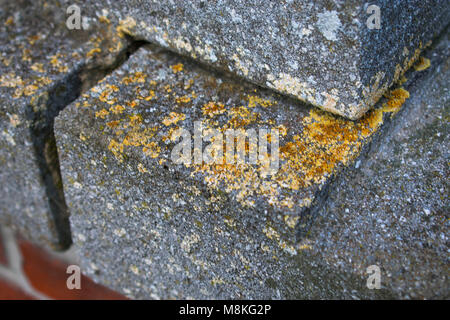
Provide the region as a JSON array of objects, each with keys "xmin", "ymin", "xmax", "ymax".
[
  {"xmin": 65, "ymin": 0, "xmax": 448, "ymax": 119},
  {"xmin": 308, "ymin": 36, "xmax": 449, "ymax": 299},
  {"xmin": 53, "ymin": 30, "xmax": 443, "ymax": 298},
  {"xmin": 0, "ymin": 0, "xmax": 132, "ymax": 249}
]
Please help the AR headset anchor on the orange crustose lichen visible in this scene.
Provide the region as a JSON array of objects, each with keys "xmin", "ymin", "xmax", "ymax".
[{"xmin": 90, "ymin": 58, "xmax": 410, "ymax": 209}]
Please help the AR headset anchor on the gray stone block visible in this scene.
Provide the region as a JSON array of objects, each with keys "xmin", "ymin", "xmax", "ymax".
[
  {"xmin": 308, "ymin": 35, "xmax": 449, "ymax": 299},
  {"xmin": 0, "ymin": 0, "xmax": 132, "ymax": 249},
  {"xmin": 54, "ymin": 35, "xmax": 442, "ymax": 298},
  {"xmin": 66, "ymin": 0, "xmax": 449, "ymax": 119}
]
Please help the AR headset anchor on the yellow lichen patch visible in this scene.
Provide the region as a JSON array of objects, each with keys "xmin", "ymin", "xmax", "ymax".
[
  {"xmin": 21, "ymin": 48, "xmax": 32, "ymax": 62},
  {"xmin": 91, "ymin": 55, "xmax": 410, "ymax": 211},
  {"xmin": 106, "ymin": 97, "xmax": 119, "ymax": 105},
  {"xmin": 126, "ymin": 100, "xmax": 139, "ymax": 108},
  {"xmin": 134, "ymin": 72, "xmax": 147, "ymax": 83},
  {"xmin": 137, "ymin": 163, "xmax": 148, "ymax": 173},
  {"xmin": 31, "ymin": 63, "xmax": 44, "ymax": 73},
  {"xmin": 398, "ymin": 75, "xmax": 408, "ymax": 85},
  {"xmin": 170, "ymin": 63, "xmax": 184, "ymax": 73},
  {"xmin": 188, "ymin": 100, "xmax": 282, "ymax": 207},
  {"xmin": 79, "ymin": 132, "xmax": 87, "ymax": 141},
  {"xmin": 190, "ymin": 87, "xmax": 410, "ymax": 209},
  {"xmin": 142, "ymin": 90, "xmax": 155, "ymax": 101},
  {"xmin": 108, "ymin": 139, "xmax": 124, "ymax": 162},
  {"xmin": 95, "ymin": 109, "xmax": 110, "ymax": 119},
  {"xmin": 106, "ymin": 120, "xmax": 120, "ymax": 129},
  {"xmin": 108, "ymin": 40, "xmax": 124, "ymax": 54},
  {"xmin": 164, "ymin": 84, "xmax": 172, "ymax": 93},
  {"xmin": 100, "ymin": 103, "xmax": 161, "ymax": 162},
  {"xmin": 4, "ymin": 16, "xmax": 14, "ymax": 26},
  {"xmin": 202, "ymin": 101, "xmax": 226, "ymax": 117},
  {"xmin": 277, "ymin": 124, "xmax": 287, "ymax": 137},
  {"xmin": 23, "ymin": 84, "xmax": 38, "ymax": 96},
  {"xmin": 97, "ymin": 85, "xmax": 120, "ymax": 105},
  {"xmin": 123, "ymin": 128, "xmax": 155, "ymax": 147},
  {"xmin": 143, "ymin": 142, "xmax": 160, "ymax": 158},
  {"xmin": 276, "ymin": 109, "xmax": 371, "ymax": 192},
  {"xmin": 58, "ymin": 65, "xmax": 69, "ymax": 73},
  {"xmin": 263, "ymin": 226, "xmax": 280, "ymax": 242},
  {"xmin": 184, "ymin": 79, "xmax": 194, "ymax": 90},
  {"xmin": 297, "ymin": 243, "xmax": 312, "ymax": 251},
  {"xmin": 1, "ymin": 56, "xmax": 12, "ymax": 66},
  {"xmin": 36, "ymin": 76, "xmax": 52, "ymax": 87},
  {"xmin": 227, "ymin": 106, "xmax": 259, "ymax": 128},
  {"xmin": 247, "ymin": 95, "xmax": 275, "ymax": 108},
  {"xmin": 129, "ymin": 114, "xmax": 143, "ymax": 125},
  {"xmin": 211, "ymin": 278, "xmax": 225, "ymax": 286},
  {"xmin": 86, "ymin": 48, "xmax": 101, "ymax": 58},
  {"xmin": 361, "ymin": 44, "xmax": 426, "ymax": 117},
  {"xmin": 163, "ymin": 126, "xmax": 180, "ymax": 143},
  {"xmin": 49, "ymin": 54, "xmax": 62, "ymax": 68},
  {"xmin": 275, "ymin": 88, "xmax": 410, "ymax": 193},
  {"xmin": 109, "ymin": 104, "xmax": 125, "ymax": 115},
  {"xmin": 121, "ymin": 71, "xmax": 146, "ymax": 84},
  {"xmin": 25, "ymin": 81, "xmax": 51, "ymax": 99},
  {"xmin": 284, "ymin": 215, "xmax": 299, "ymax": 229},
  {"xmin": 0, "ymin": 73, "xmax": 23, "ymax": 88},
  {"xmin": 175, "ymin": 95, "xmax": 191, "ymax": 104},
  {"xmin": 99, "ymin": 15, "xmax": 111, "ymax": 24},
  {"xmin": 27, "ymin": 34, "xmax": 41, "ymax": 45},
  {"xmin": 382, "ymin": 88, "xmax": 410, "ymax": 114},
  {"xmin": 109, "ymin": 84, "xmax": 119, "ymax": 92},
  {"xmin": 162, "ymin": 112, "xmax": 186, "ymax": 126},
  {"xmin": 116, "ymin": 17, "xmax": 137, "ymax": 37},
  {"xmin": 414, "ymin": 56, "xmax": 431, "ymax": 71}
]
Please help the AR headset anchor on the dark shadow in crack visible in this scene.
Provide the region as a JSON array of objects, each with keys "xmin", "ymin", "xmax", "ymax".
[{"xmin": 26, "ymin": 36, "xmax": 147, "ymax": 250}]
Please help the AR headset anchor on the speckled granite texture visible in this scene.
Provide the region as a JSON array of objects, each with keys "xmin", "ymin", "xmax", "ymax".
[
  {"xmin": 55, "ymin": 30, "xmax": 448, "ymax": 298},
  {"xmin": 65, "ymin": 0, "xmax": 449, "ymax": 119},
  {"xmin": 0, "ymin": 0, "xmax": 133, "ymax": 249},
  {"xmin": 1, "ymin": 0, "xmax": 448, "ymax": 298},
  {"xmin": 308, "ymin": 35, "xmax": 449, "ymax": 299}
]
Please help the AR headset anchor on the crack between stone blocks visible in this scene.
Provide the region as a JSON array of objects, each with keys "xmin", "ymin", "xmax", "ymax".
[
  {"xmin": 294, "ymin": 26, "xmax": 450, "ymax": 241},
  {"xmin": 26, "ymin": 35, "xmax": 147, "ymax": 251}
]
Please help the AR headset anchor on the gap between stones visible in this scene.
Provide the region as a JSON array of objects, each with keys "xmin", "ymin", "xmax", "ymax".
[
  {"xmin": 26, "ymin": 24, "xmax": 447, "ymax": 251},
  {"xmin": 25, "ymin": 35, "xmax": 147, "ymax": 250}
]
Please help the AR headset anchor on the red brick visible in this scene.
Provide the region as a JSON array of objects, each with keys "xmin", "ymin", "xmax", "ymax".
[
  {"xmin": 0, "ymin": 278, "xmax": 35, "ymax": 300},
  {"xmin": 18, "ymin": 240, "xmax": 126, "ymax": 300},
  {"xmin": 0, "ymin": 229, "xmax": 7, "ymax": 266}
]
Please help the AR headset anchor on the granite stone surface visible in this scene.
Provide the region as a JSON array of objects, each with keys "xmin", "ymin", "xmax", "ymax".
[
  {"xmin": 0, "ymin": 0, "xmax": 133, "ymax": 249},
  {"xmin": 64, "ymin": 0, "xmax": 449, "ymax": 119},
  {"xmin": 308, "ymin": 37, "xmax": 449, "ymax": 299},
  {"xmin": 53, "ymin": 31, "xmax": 448, "ymax": 298},
  {"xmin": 0, "ymin": 0, "xmax": 444, "ymax": 298}
]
